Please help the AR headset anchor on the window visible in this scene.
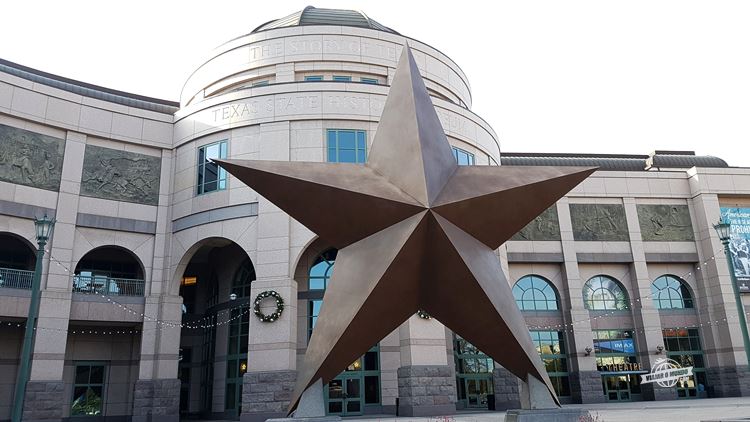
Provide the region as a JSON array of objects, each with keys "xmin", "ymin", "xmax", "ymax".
[
  {"xmin": 305, "ymin": 75, "xmax": 324, "ymax": 81},
  {"xmin": 327, "ymin": 130, "xmax": 367, "ymax": 164},
  {"xmin": 72, "ymin": 363, "xmax": 106, "ymax": 416},
  {"xmin": 663, "ymin": 328, "xmax": 707, "ymax": 398},
  {"xmin": 360, "ymin": 77, "xmax": 379, "ymax": 84},
  {"xmin": 306, "ymin": 248, "xmax": 381, "ymax": 412},
  {"xmin": 453, "ymin": 335, "xmax": 494, "ymax": 408},
  {"xmin": 530, "ymin": 331, "xmax": 570, "ymax": 397},
  {"xmin": 308, "ymin": 249, "xmax": 337, "ymax": 339},
  {"xmin": 226, "ymin": 259, "xmax": 254, "ymax": 412},
  {"xmin": 197, "ymin": 140, "xmax": 228, "ymax": 195},
  {"xmin": 333, "ymin": 75, "xmax": 352, "ymax": 82},
  {"xmin": 652, "ymin": 275, "xmax": 694, "ymax": 309},
  {"xmin": 583, "ymin": 275, "xmax": 629, "ymax": 310},
  {"xmin": 593, "ymin": 330, "xmax": 639, "ymax": 371},
  {"xmin": 452, "ymin": 147, "xmax": 475, "ymax": 166},
  {"xmin": 251, "ymin": 80, "xmax": 269, "ymax": 87},
  {"xmin": 512, "ymin": 275, "xmax": 559, "ymax": 311}
]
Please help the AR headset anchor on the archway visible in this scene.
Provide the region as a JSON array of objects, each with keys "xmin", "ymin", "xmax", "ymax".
[
  {"xmin": 0, "ymin": 232, "xmax": 36, "ymax": 289},
  {"xmin": 175, "ymin": 238, "xmax": 254, "ymax": 420},
  {"xmin": 73, "ymin": 246, "xmax": 145, "ymax": 296},
  {"xmin": 293, "ymin": 239, "xmax": 381, "ymax": 416}
]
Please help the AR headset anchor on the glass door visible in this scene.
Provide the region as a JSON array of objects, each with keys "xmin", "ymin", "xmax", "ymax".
[
  {"xmin": 327, "ymin": 373, "xmax": 362, "ymax": 416},
  {"xmin": 603, "ymin": 375, "xmax": 632, "ymax": 401},
  {"xmin": 462, "ymin": 375, "xmax": 493, "ymax": 408}
]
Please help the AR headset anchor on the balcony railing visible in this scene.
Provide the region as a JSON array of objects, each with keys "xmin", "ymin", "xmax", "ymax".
[
  {"xmin": 0, "ymin": 267, "xmax": 34, "ymax": 290},
  {"xmin": 72, "ymin": 275, "xmax": 145, "ymax": 297}
]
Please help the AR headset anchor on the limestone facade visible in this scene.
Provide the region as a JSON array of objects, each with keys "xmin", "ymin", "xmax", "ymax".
[{"xmin": 0, "ymin": 7, "xmax": 749, "ymax": 422}]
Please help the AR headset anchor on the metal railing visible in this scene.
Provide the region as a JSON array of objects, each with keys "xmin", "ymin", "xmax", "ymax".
[
  {"xmin": 72, "ymin": 275, "xmax": 145, "ymax": 297},
  {"xmin": 0, "ymin": 267, "xmax": 34, "ymax": 290}
]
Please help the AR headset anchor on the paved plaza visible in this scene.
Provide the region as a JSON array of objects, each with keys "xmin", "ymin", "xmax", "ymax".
[{"xmin": 338, "ymin": 397, "xmax": 750, "ymax": 422}]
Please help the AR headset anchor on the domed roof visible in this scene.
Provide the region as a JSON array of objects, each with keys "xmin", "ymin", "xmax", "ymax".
[{"xmin": 251, "ymin": 6, "xmax": 399, "ymax": 34}]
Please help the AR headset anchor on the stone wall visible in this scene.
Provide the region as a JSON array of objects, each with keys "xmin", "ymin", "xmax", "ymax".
[
  {"xmin": 397, "ymin": 365, "xmax": 456, "ymax": 417},
  {"xmin": 240, "ymin": 370, "xmax": 296, "ymax": 422},
  {"xmin": 22, "ymin": 381, "xmax": 64, "ymax": 422},
  {"xmin": 706, "ymin": 365, "xmax": 750, "ymax": 397},
  {"xmin": 492, "ymin": 367, "xmax": 520, "ymax": 410},
  {"xmin": 131, "ymin": 379, "xmax": 180, "ymax": 422},
  {"xmin": 569, "ymin": 371, "xmax": 605, "ymax": 403}
]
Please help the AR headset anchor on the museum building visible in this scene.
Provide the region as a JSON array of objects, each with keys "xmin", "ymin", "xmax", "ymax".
[{"xmin": 1, "ymin": 6, "xmax": 750, "ymax": 422}]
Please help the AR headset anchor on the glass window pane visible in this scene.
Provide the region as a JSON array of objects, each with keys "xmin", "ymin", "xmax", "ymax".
[
  {"xmin": 309, "ymin": 278, "xmax": 325, "ymax": 290},
  {"xmin": 338, "ymin": 149, "xmax": 356, "ymax": 163},
  {"xmin": 89, "ymin": 365, "xmax": 104, "ymax": 384},
  {"xmin": 357, "ymin": 131, "xmax": 366, "ymax": 149},
  {"xmin": 75, "ymin": 365, "xmax": 90, "ymax": 384},
  {"xmin": 364, "ymin": 351, "xmax": 378, "ymax": 371},
  {"xmin": 206, "ymin": 144, "xmax": 220, "ymax": 159},
  {"xmin": 219, "ymin": 141, "xmax": 227, "ymax": 158},
  {"xmin": 338, "ymin": 131, "xmax": 356, "ymax": 149},
  {"xmin": 357, "ymin": 150, "xmax": 366, "ymax": 163},
  {"xmin": 364, "ymin": 375, "xmax": 379, "ymax": 404}
]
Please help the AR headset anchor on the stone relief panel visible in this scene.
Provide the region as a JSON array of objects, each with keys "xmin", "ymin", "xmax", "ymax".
[
  {"xmin": 80, "ymin": 145, "xmax": 161, "ymax": 205},
  {"xmin": 570, "ymin": 204, "xmax": 629, "ymax": 241},
  {"xmin": 0, "ymin": 123, "xmax": 65, "ymax": 191},
  {"xmin": 511, "ymin": 206, "xmax": 561, "ymax": 241},
  {"xmin": 637, "ymin": 204, "xmax": 694, "ymax": 241}
]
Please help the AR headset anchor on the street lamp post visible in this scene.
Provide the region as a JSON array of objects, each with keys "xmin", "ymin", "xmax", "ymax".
[
  {"xmin": 11, "ymin": 214, "xmax": 55, "ymax": 422},
  {"xmin": 714, "ymin": 216, "xmax": 750, "ymax": 366}
]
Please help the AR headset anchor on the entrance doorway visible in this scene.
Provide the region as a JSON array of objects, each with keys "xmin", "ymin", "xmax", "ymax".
[
  {"xmin": 324, "ymin": 347, "xmax": 380, "ymax": 416},
  {"xmin": 176, "ymin": 239, "xmax": 254, "ymax": 420},
  {"xmin": 602, "ymin": 375, "xmax": 641, "ymax": 401},
  {"xmin": 458, "ymin": 375, "xmax": 493, "ymax": 408},
  {"xmin": 453, "ymin": 335, "xmax": 494, "ymax": 409}
]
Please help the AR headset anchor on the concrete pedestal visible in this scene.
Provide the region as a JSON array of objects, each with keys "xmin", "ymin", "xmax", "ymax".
[
  {"xmin": 505, "ymin": 408, "xmax": 592, "ymax": 422},
  {"xmin": 131, "ymin": 379, "xmax": 180, "ymax": 422},
  {"xmin": 22, "ymin": 381, "xmax": 64, "ymax": 422},
  {"xmin": 397, "ymin": 365, "xmax": 456, "ymax": 417},
  {"xmin": 241, "ymin": 370, "xmax": 297, "ymax": 422}
]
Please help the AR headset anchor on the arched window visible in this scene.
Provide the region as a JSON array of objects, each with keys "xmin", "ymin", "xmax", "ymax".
[
  {"xmin": 309, "ymin": 249, "xmax": 337, "ymax": 291},
  {"xmin": 583, "ymin": 275, "xmax": 629, "ymax": 310},
  {"xmin": 231, "ymin": 258, "xmax": 256, "ymax": 298},
  {"xmin": 651, "ymin": 275, "xmax": 693, "ymax": 309},
  {"xmin": 512, "ymin": 275, "xmax": 559, "ymax": 311}
]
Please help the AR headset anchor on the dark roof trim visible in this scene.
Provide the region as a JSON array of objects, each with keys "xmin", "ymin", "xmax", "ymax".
[
  {"xmin": 0, "ymin": 58, "xmax": 179, "ymax": 113},
  {"xmin": 500, "ymin": 151, "xmax": 729, "ymax": 171}
]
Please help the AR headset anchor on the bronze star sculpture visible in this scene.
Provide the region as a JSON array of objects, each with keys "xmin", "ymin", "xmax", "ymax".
[{"xmin": 216, "ymin": 45, "xmax": 595, "ymax": 413}]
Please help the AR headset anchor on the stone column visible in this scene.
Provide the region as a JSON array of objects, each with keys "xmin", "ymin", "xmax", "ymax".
[
  {"xmin": 133, "ymin": 150, "xmax": 182, "ymax": 422},
  {"xmin": 690, "ymin": 190, "xmax": 750, "ymax": 397},
  {"xmin": 623, "ymin": 198, "xmax": 676, "ymax": 401},
  {"xmin": 133, "ymin": 295, "xmax": 182, "ymax": 422},
  {"xmin": 241, "ymin": 123, "xmax": 298, "ymax": 422},
  {"xmin": 492, "ymin": 367, "xmax": 521, "ymax": 410},
  {"xmin": 396, "ymin": 315, "xmax": 456, "ymax": 416},
  {"xmin": 558, "ymin": 199, "xmax": 605, "ymax": 404},
  {"xmin": 23, "ymin": 130, "xmax": 86, "ymax": 422}
]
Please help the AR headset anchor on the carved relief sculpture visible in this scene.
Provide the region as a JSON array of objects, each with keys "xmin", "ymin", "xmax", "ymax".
[
  {"xmin": 637, "ymin": 204, "xmax": 695, "ymax": 241},
  {"xmin": 0, "ymin": 124, "xmax": 64, "ymax": 191},
  {"xmin": 570, "ymin": 203, "xmax": 629, "ymax": 241},
  {"xmin": 511, "ymin": 205, "xmax": 561, "ymax": 241},
  {"xmin": 80, "ymin": 145, "xmax": 161, "ymax": 205}
]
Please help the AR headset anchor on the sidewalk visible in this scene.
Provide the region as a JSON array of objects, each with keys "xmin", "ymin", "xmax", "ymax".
[{"xmin": 342, "ymin": 397, "xmax": 750, "ymax": 422}]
